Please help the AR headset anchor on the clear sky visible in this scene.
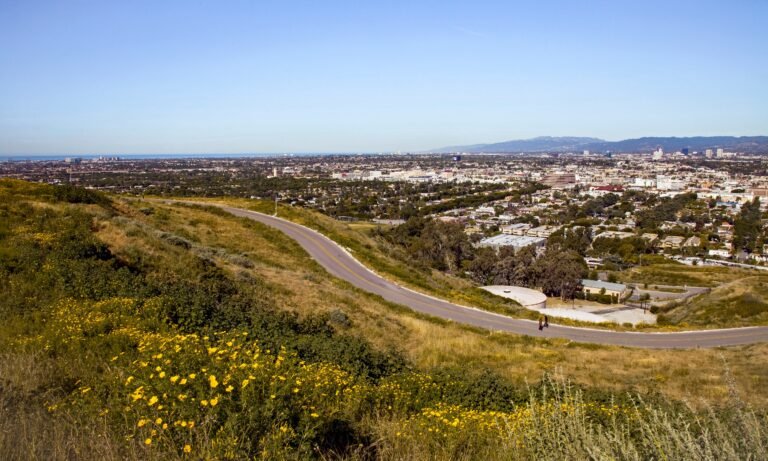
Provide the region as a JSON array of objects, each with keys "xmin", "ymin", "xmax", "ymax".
[{"xmin": 1, "ymin": 0, "xmax": 767, "ymax": 154}]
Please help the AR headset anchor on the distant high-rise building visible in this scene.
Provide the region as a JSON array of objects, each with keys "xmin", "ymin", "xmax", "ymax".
[
  {"xmin": 705, "ymin": 149, "xmax": 714, "ymax": 159},
  {"xmin": 716, "ymin": 148, "xmax": 725, "ymax": 158},
  {"xmin": 583, "ymin": 150, "xmax": 590, "ymax": 156},
  {"xmin": 681, "ymin": 148, "xmax": 689, "ymax": 155},
  {"xmin": 652, "ymin": 148, "xmax": 664, "ymax": 160}
]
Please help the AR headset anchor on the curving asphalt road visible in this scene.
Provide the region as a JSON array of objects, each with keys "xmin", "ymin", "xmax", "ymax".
[{"xmin": 217, "ymin": 205, "xmax": 768, "ymax": 349}]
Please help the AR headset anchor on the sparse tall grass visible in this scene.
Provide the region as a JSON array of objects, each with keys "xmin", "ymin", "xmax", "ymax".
[
  {"xmin": 0, "ymin": 351, "xmax": 144, "ymax": 461},
  {"xmin": 372, "ymin": 378, "xmax": 768, "ymax": 461}
]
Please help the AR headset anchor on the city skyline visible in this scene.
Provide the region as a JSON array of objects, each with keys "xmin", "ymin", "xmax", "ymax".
[{"xmin": 1, "ymin": 0, "xmax": 767, "ymax": 154}]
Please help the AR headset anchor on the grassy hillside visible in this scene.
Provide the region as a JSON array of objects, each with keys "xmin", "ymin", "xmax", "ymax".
[
  {"xmin": 657, "ymin": 276, "xmax": 768, "ymax": 326},
  {"xmin": 205, "ymin": 198, "xmax": 768, "ymax": 330},
  {"xmin": 2, "ymin": 180, "xmax": 768, "ymax": 460},
  {"xmin": 211, "ymin": 197, "xmax": 537, "ymax": 319},
  {"xmin": 623, "ymin": 263, "xmax": 760, "ymax": 288},
  {"xmin": 621, "ymin": 264, "xmax": 768, "ymax": 326}
]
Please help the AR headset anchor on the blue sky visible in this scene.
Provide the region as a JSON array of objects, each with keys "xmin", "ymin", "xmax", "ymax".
[{"xmin": 1, "ymin": 0, "xmax": 767, "ymax": 154}]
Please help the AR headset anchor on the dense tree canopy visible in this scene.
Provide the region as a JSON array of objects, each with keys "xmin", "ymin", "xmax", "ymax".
[{"xmin": 733, "ymin": 197, "xmax": 763, "ymax": 253}]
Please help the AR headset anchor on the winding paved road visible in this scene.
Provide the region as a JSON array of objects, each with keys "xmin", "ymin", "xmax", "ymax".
[{"xmin": 219, "ymin": 205, "xmax": 768, "ymax": 349}]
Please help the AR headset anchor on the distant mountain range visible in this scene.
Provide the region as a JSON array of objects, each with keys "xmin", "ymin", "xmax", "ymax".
[{"xmin": 432, "ymin": 136, "xmax": 768, "ymax": 154}]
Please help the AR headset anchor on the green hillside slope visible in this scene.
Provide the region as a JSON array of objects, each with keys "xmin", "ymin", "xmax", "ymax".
[{"xmin": 1, "ymin": 180, "xmax": 767, "ymax": 460}]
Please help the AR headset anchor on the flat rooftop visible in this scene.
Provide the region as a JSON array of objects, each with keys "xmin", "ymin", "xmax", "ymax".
[{"xmin": 481, "ymin": 285, "xmax": 547, "ymax": 308}]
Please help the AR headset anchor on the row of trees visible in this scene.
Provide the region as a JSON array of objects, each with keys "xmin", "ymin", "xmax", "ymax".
[
  {"xmin": 468, "ymin": 246, "xmax": 587, "ymax": 299},
  {"xmin": 379, "ymin": 217, "xmax": 472, "ymax": 272},
  {"xmin": 380, "ymin": 217, "xmax": 587, "ymax": 299}
]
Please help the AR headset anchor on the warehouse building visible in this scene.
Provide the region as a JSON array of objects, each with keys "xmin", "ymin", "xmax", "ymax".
[
  {"xmin": 477, "ymin": 234, "xmax": 546, "ymax": 253},
  {"xmin": 581, "ymin": 279, "xmax": 629, "ymax": 299}
]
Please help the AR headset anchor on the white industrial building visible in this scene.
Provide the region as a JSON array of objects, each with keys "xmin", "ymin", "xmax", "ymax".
[{"xmin": 477, "ymin": 234, "xmax": 546, "ymax": 252}]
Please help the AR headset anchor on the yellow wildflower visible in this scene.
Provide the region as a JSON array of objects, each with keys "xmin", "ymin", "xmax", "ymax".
[
  {"xmin": 144, "ymin": 438, "xmax": 152, "ymax": 445},
  {"xmin": 209, "ymin": 375, "xmax": 219, "ymax": 388},
  {"xmin": 183, "ymin": 445, "xmax": 192, "ymax": 453},
  {"xmin": 148, "ymin": 395, "xmax": 158, "ymax": 406}
]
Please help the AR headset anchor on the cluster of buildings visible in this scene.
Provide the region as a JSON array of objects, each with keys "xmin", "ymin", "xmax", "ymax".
[
  {"xmin": 5, "ymin": 151, "xmax": 768, "ymax": 266},
  {"xmin": 331, "ymin": 167, "xmax": 507, "ymax": 184},
  {"xmin": 365, "ymin": 157, "xmax": 768, "ymax": 265}
]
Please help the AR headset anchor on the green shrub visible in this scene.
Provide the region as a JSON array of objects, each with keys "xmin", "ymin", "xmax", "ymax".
[{"xmin": 52, "ymin": 184, "xmax": 110, "ymax": 205}]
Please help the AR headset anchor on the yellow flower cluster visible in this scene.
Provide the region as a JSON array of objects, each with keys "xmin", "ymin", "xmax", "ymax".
[
  {"xmin": 373, "ymin": 372, "xmax": 453, "ymax": 414},
  {"xmin": 106, "ymin": 329, "xmax": 364, "ymax": 454},
  {"xmin": 35, "ymin": 297, "xmax": 642, "ymax": 457},
  {"xmin": 42, "ymin": 298, "xmax": 139, "ymax": 348},
  {"xmin": 399, "ymin": 403, "xmax": 525, "ymax": 439},
  {"xmin": 31, "ymin": 231, "xmax": 55, "ymax": 245},
  {"xmin": 396, "ymin": 400, "xmax": 637, "ymax": 445}
]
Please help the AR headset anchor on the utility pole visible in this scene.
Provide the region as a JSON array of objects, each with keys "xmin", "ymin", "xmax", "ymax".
[{"xmin": 274, "ymin": 193, "xmax": 278, "ymax": 217}]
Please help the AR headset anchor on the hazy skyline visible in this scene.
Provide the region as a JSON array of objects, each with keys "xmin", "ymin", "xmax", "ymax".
[{"xmin": 1, "ymin": 0, "xmax": 767, "ymax": 155}]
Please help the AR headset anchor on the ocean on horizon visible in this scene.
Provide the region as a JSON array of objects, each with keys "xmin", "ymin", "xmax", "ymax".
[{"xmin": 0, "ymin": 152, "xmax": 387, "ymax": 162}]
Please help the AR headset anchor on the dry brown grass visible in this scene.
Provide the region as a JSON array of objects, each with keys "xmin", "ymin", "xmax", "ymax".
[
  {"xmin": 623, "ymin": 263, "xmax": 759, "ymax": 287},
  {"xmin": 0, "ymin": 351, "xmax": 149, "ymax": 461}
]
